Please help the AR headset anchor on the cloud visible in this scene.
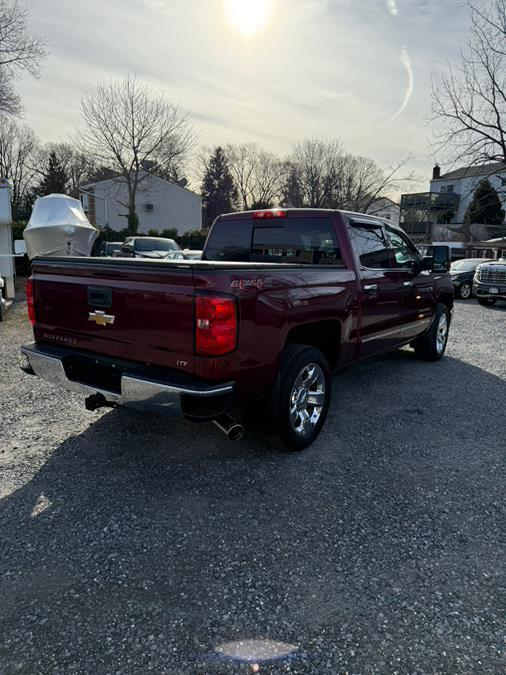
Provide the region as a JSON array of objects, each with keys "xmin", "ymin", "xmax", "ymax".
[
  {"xmin": 388, "ymin": 47, "xmax": 414, "ymax": 121},
  {"xmin": 386, "ymin": 0, "xmax": 399, "ymax": 17}
]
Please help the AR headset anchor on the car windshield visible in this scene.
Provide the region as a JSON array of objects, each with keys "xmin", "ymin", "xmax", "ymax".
[
  {"xmin": 451, "ymin": 259, "xmax": 483, "ymax": 272},
  {"xmin": 107, "ymin": 243, "xmax": 122, "ymax": 253},
  {"xmin": 134, "ymin": 238, "xmax": 179, "ymax": 252}
]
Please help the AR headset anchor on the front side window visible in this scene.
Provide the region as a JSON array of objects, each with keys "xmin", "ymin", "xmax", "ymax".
[
  {"xmin": 385, "ymin": 226, "xmax": 420, "ymax": 270},
  {"xmin": 349, "ymin": 224, "xmax": 391, "ymax": 269}
]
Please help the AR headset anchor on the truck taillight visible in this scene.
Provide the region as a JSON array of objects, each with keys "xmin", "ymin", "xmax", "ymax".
[
  {"xmin": 26, "ymin": 278, "xmax": 36, "ymax": 326},
  {"xmin": 253, "ymin": 208, "xmax": 287, "ymax": 219},
  {"xmin": 195, "ymin": 295, "xmax": 237, "ymax": 357}
]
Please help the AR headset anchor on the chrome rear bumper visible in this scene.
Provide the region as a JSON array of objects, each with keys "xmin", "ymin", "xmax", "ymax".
[{"xmin": 21, "ymin": 343, "xmax": 234, "ymax": 418}]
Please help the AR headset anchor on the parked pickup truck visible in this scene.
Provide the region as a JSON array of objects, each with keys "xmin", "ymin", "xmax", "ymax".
[
  {"xmin": 473, "ymin": 258, "xmax": 506, "ymax": 305},
  {"xmin": 22, "ymin": 209, "xmax": 453, "ymax": 451}
]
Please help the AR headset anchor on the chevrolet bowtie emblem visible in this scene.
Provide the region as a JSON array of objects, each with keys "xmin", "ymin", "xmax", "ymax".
[{"xmin": 88, "ymin": 310, "xmax": 115, "ymax": 327}]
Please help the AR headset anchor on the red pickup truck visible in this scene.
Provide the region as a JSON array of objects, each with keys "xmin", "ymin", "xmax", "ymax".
[{"xmin": 22, "ymin": 209, "xmax": 453, "ymax": 451}]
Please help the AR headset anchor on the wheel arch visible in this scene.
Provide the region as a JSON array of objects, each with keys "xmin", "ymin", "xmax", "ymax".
[
  {"xmin": 285, "ymin": 319, "xmax": 341, "ymax": 370},
  {"xmin": 438, "ymin": 291, "xmax": 454, "ymax": 314}
]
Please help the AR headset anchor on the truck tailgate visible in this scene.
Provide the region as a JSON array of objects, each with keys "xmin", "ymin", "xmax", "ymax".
[{"xmin": 32, "ymin": 259, "xmax": 196, "ymax": 373}]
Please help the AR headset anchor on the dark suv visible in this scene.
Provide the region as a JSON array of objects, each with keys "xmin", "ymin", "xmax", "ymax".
[{"xmin": 450, "ymin": 258, "xmax": 491, "ymax": 299}]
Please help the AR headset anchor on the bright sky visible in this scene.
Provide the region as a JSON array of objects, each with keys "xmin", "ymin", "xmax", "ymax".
[{"xmin": 19, "ymin": 0, "xmax": 471, "ymax": 186}]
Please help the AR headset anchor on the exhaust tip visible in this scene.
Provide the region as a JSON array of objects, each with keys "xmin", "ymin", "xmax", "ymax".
[
  {"xmin": 227, "ymin": 424, "xmax": 244, "ymax": 442},
  {"xmin": 213, "ymin": 414, "xmax": 245, "ymax": 442}
]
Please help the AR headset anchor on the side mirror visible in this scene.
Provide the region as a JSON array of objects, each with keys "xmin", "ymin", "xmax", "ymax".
[{"xmin": 433, "ymin": 245, "xmax": 451, "ymax": 272}]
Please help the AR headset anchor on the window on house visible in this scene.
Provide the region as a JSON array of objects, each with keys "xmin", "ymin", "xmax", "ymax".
[{"xmin": 440, "ymin": 185, "xmax": 455, "ymax": 193}]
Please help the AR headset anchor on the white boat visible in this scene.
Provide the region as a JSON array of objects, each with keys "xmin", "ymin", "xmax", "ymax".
[{"xmin": 24, "ymin": 194, "xmax": 99, "ymax": 260}]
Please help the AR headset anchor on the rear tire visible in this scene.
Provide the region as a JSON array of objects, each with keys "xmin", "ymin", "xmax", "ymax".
[
  {"xmin": 266, "ymin": 344, "xmax": 331, "ymax": 452},
  {"xmin": 478, "ymin": 297, "xmax": 497, "ymax": 306},
  {"xmin": 413, "ymin": 303, "xmax": 450, "ymax": 362}
]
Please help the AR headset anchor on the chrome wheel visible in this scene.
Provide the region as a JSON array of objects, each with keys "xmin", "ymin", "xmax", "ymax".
[
  {"xmin": 436, "ymin": 313, "xmax": 448, "ymax": 355},
  {"xmin": 289, "ymin": 363, "xmax": 326, "ymax": 438},
  {"xmin": 460, "ymin": 283, "xmax": 471, "ymax": 299}
]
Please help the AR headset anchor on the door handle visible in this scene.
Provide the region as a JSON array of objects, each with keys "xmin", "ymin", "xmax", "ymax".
[{"xmin": 364, "ymin": 284, "xmax": 379, "ymax": 293}]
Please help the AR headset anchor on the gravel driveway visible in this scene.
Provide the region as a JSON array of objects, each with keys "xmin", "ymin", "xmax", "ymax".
[{"xmin": 0, "ymin": 291, "xmax": 505, "ymax": 674}]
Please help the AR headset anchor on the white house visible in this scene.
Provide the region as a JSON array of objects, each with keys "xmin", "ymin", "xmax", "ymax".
[
  {"xmin": 367, "ymin": 197, "xmax": 400, "ymax": 226},
  {"xmin": 400, "ymin": 162, "xmax": 506, "ymax": 244},
  {"xmin": 430, "ymin": 162, "xmax": 506, "ymax": 223},
  {"xmin": 80, "ymin": 171, "xmax": 202, "ymax": 234}
]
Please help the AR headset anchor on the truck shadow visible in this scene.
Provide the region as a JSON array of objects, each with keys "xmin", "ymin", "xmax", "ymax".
[{"xmin": 0, "ymin": 353, "xmax": 504, "ymax": 672}]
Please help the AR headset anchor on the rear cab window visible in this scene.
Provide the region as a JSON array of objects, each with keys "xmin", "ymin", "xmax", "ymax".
[{"xmin": 203, "ymin": 216, "xmax": 344, "ymax": 266}]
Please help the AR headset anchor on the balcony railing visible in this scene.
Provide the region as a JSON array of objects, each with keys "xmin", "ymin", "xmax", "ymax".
[
  {"xmin": 401, "ymin": 221, "xmax": 432, "ymax": 236},
  {"xmin": 401, "ymin": 192, "xmax": 460, "ymax": 210}
]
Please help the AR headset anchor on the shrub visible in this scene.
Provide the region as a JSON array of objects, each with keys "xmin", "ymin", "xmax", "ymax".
[
  {"xmin": 12, "ymin": 221, "xmax": 27, "ymax": 240},
  {"xmin": 176, "ymin": 229, "xmax": 209, "ymax": 250}
]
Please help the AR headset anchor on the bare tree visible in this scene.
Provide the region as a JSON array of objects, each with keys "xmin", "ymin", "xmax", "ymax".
[
  {"xmin": 282, "ymin": 139, "xmax": 412, "ymax": 211},
  {"xmin": 341, "ymin": 155, "xmax": 413, "ymax": 213},
  {"xmin": 225, "ymin": 143, "xmax": 285, "ymax": 210},
  {"xmin": 0, "ymin": 114, "xmax": 39, "ymax": 217},
  {"xmin": 281, "ymin": 139, "xmax": 345, "ymax": 208},
  {"xmin": 77, "ymin": 74, "xmax": 196, "ymax": 231},
  {"xmin": 431, "ymin": 0, "xmax": 506, "ymax": 167},
  {"xmin": 0, "ymin": 1, "xmax": 47, "ymax": 114}
]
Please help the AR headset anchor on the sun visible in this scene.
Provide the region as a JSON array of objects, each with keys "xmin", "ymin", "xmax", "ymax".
[{"xmin": 223, "ymin": 0, "xmax": 274, "ymax": 37}]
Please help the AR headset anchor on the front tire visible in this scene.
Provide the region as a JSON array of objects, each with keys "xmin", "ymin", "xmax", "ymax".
[
  {"xmin": 457, "ymin": 281, "xmax": 472, "ymax": 299},
  {"xmin": 478, "ymin": 297, "xmax": 497, "ymax": 306},
  {"xmin": 268, "ymin": 344, "xmax": 331, "ymax": 452},
  {"xmin": 413, "ymin": 303, "xmax": 450, "ymax": 362}
]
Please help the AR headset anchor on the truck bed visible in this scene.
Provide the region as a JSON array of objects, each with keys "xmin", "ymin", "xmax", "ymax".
[{"xmin": 30, "ymin": 257, "xmax": 357, "ymax": 397}]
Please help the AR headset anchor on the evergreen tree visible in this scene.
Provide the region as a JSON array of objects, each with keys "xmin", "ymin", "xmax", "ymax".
[
  {"xmin": 201, "ymin": 147, "xmax": 238, "ymax": 227},
  {"xmin": 36, "ymin": 151, "xmax": 68, "ymax": 196},
  {"xmin": 280, "ymin": 166, "xmax": 304, "ymax": 208},
  {"xmin": 464, "ymin": 179, "xmax": 505, "ymax": 226}
]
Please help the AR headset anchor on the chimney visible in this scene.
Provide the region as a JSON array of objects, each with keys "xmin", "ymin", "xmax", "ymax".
[{"xmin": 432, "ymin": 164, "xmax": 441, "ymax": 180}]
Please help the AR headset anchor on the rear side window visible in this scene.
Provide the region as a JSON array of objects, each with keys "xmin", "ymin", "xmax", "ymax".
[
  {"xmin": 349, "ymin": 224, "xmax": 391, "ymax": 269},
  {"xmin": 204, "ymin": 217, "xmax": 343, "ymax": 265}
]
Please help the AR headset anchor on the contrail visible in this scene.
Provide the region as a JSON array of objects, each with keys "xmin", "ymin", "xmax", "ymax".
[
  {"xmin": 389, "ymin": 47, "xmax": 414, "ymax": 121},
  {"xmin": 386, "ymin": 0, "xmax": 399, "ymax": 16}
]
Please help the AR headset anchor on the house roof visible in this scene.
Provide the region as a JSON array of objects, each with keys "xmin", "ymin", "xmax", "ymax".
[
  {"xmin": 80, "ymin": 170, "xmax": 201, "ymax": 198},
  {"xmin": 434, "ymin": 162, "xmax": 506, "ymax": 181},
  {"xmin": 368, "ymin": 196, "xmax": 400, "ymax": 209}
]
